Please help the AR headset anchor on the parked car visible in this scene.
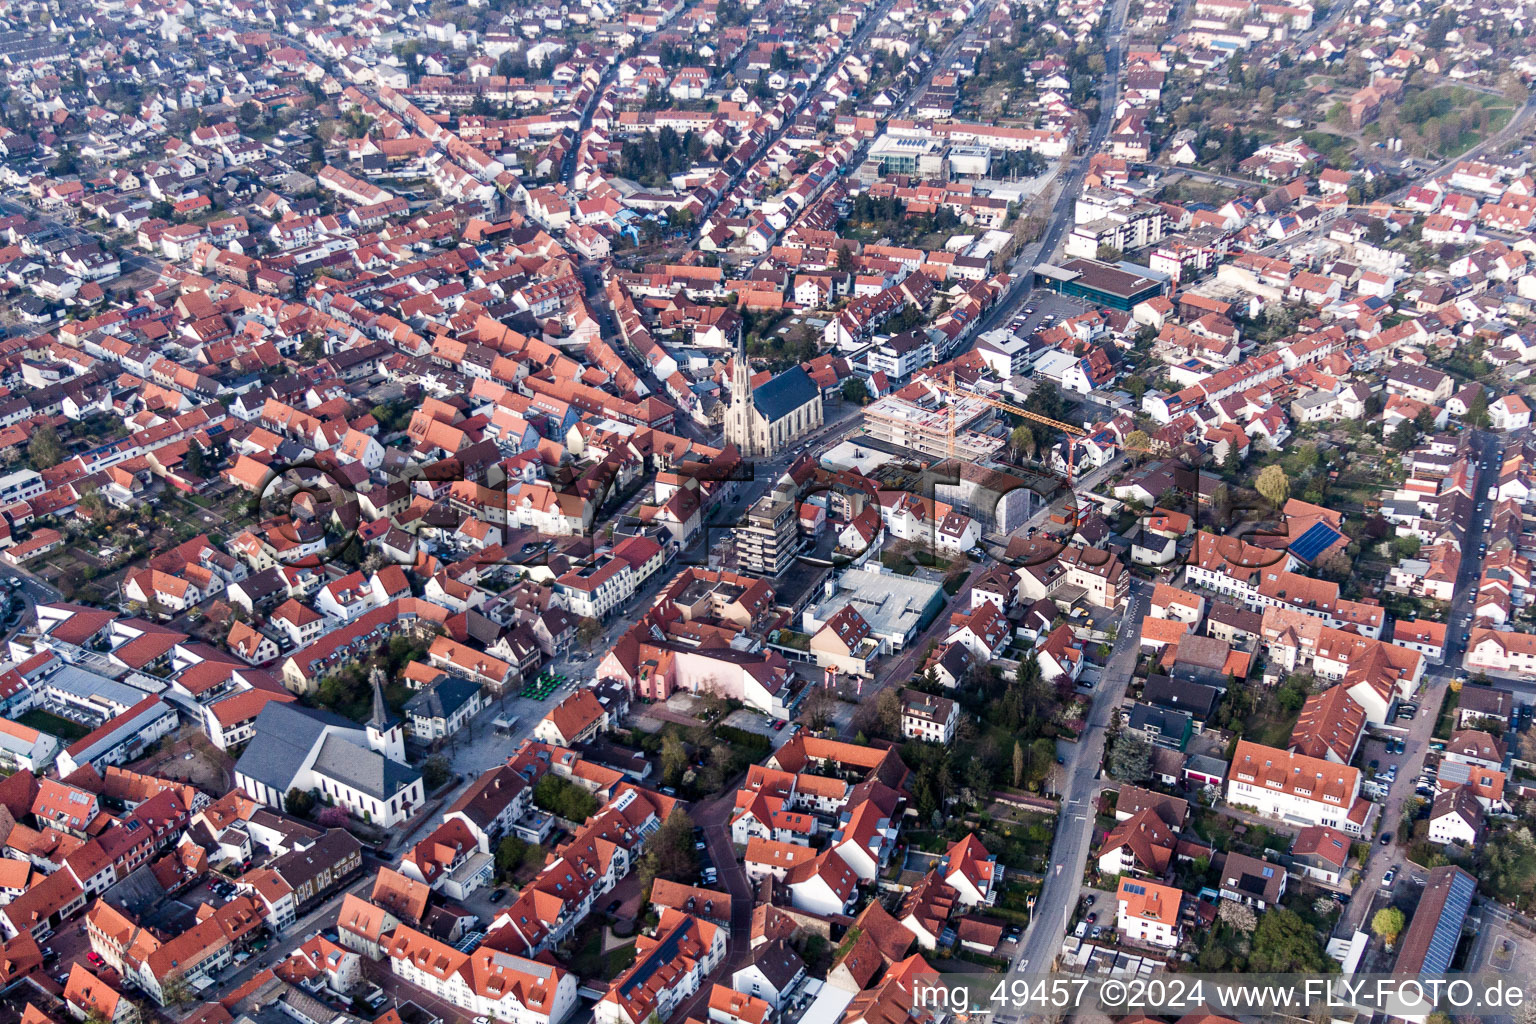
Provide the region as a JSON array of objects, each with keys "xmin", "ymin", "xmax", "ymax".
[
  {"xmin": 1380, "ymin": 833, "xmax": 1392, "ymax": 845},
  {"xmin": 489, "ymin": 888, "xmax": 507, "ymax": 904},
  {"xmin": 1383, "ymin": 868, "xmax": 1397, "ymax": 886}
]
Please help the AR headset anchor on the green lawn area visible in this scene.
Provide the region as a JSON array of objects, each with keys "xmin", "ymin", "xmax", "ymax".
[
  {"xmin": 567, "ymin": 925, "xmax": 636, "ymax": 981},
  {"xmin": 1434, "ymin": 686, "xmax": 1461, "ymax": 740},
  {"xmin": 17, "ymin": 709, "xmax": 90, "ymax": 742}
]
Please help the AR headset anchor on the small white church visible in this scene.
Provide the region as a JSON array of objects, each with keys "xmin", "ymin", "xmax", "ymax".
[{"xmin": 233, "ymin": 678, "xmax": 425, "ymax": 827}]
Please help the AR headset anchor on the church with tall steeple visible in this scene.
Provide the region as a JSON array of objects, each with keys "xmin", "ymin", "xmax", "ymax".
[{"xmin": 724, "ymin": 335, "xmax": 824, "ymax": 459}]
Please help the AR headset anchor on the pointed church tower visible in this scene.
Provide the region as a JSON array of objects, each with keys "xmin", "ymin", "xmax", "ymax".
[
  {"xmin": 365, "ymin": 672, "xmax": 405, "ymax": 763},
  {"xmin": 725, "ymin": 335, "xmax": 760, "ymax": 458}
]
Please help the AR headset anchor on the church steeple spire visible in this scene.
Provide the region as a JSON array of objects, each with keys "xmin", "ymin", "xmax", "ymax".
[
  {"xmin": 726, "ymin": 332, "xmax": 759, "ymax": 457},
  {"xmin": 369, "ymin": 674, "xmax": 390, "ymax": 730}
]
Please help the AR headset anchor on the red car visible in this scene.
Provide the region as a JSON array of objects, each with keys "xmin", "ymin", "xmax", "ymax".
[
  {"xmin": 772, "ymin": 720, "xmax": 785, "ymax": 731},
  {"xmin": 87, "ymin": 953, "xmax": 102, "ymax": 965}
]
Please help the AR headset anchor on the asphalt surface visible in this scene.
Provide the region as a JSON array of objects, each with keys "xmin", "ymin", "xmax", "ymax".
[{"xmin": 1012, "ymin": 578, "xmax": 1149, "ymax": 972}]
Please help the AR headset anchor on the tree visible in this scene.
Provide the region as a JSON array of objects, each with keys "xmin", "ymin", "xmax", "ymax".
[
  {"xmin": 1248, "ymin": 908, "xmax": 1332, "ymax": 972},
  {"xmin": 1389, "ymin": 418, "xmax": 1419, "ymax": 451},
  {"xmin": 1011, "ymin": 425, "xmax": 1036, "ymax": 461},
  {"xmin": 873, "ymin": 687, "xmax": 903, "ymax": 739},
  {"xmin": 1123, "ymin": 375, "xmax": 1147, "ymax": 402},
  {"xmin": 577, "ymin": 617, "xmax": 603, "ymax": 647},
  {"xmin": 1480, "ymin": 827, "xmax": 1536, "ymax": 909},
  {"xmin": 841, "ymin": 376, "xmax": 870, "ymax": 405},
  {"xmin": 284, "ymin": 788, "xmax": 315, "ymax": 818},
  {"xmin": 1371, "ymin": 906, "xmax": 1405, "ymax": 948},
  {"xmin": 1467, "ymin": 388, "xmax": 1491, "ymax": 428},
  {"xmin": 1012, "ymin": 740, "xmax": 1025, "ymax": 788},
  {"xmin": 316, "ymin": 806, "xmax": 351, "ymax": 827},
  {"xmin": 636, "ymin": 808, "xmax": 697, "ymax": 895},
  {"xmin": 1022, "ymin": 737, "xmax": 1056, "ymax": 790},
  {"xmin": 660, "ymin": 732, "xmax": 689, "ymax": 787},
  {"xmin": 496, "ymin": 836, "xmax": 531, "ymax": 879},
  {"xmin": 1107, "ymin": 733, "xmax": 1152, "ymax": 781},
  {"xmin": 1255, "ymin": 463, "xmax": 1290, "ymax": 507},
  {"xmin": 836, "ymin": 244, "xmax": 856, "ymax": 271},
  {"xmin": 29, "ymin": 424, "xmax": 65, "ymax": 470},
  {"xmin": 1124, "ymin": 430, "xmax": 1151, "ymax": 463},
  {"xmin": 534, "ymin": 774, "xmax": 601, "ymax": 822},
  {"xmin": 160, "ymin": 973, "xmax": 192, "ymax": 1006},
  {"xmin": 421, "ymin": 754, "xmax": 452, "ymax": 790},
  {"xmin": 1319, "ymin": 548, "xmax": 1353, "ymax": 580},
  {"xmin": 1218, "ymin": 899, "xmax": 1258, "ymax": 932}
]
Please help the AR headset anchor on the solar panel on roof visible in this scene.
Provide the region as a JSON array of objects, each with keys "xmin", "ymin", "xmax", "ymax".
[
  {"xmin": 1424, "ymin": 871, "xmax": 1475, "ymax": 974},
  {"xmin": 1290, "ymin": 521, "xmax": 1344, "ymax": 563}
]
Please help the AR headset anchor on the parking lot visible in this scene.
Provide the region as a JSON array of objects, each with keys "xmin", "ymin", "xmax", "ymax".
[{"xmin": 1003, "ymin": 290, "xmax": 1094, "ymax": 338}]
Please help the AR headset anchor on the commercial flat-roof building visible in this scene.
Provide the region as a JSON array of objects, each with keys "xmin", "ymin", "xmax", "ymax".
[
  {"xmin": 801, "ymin": 565, "xmax": 945, "ymax": 651},
  {"xmin": 1036, "ymin": 258, "xmax": 1166, "ymax": 310}
]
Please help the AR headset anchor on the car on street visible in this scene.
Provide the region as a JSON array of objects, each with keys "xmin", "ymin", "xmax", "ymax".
[
  {"xmin": 607, "ymin": 899, "xmax": 623, "ymax": 914},
  {"xmin": 1380, "ymin": 833, "xmax": 1392, "ymax": 845},
  {"xmin": 1383, "ymin": 868, "xmax": 1397, "ymax": 886}
]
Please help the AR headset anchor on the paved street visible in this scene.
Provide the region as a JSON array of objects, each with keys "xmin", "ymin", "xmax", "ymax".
[
  {"xmin": 1340, "ymin": 428, "xmax": 1503, "ymax": 935},
  {"xmin": 1013, "ymin": 578, "xmax": 1149, "ymax": 971}
]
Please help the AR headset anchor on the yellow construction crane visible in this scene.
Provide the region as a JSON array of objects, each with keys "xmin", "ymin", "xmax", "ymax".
[{"xmin": 937, "ymin": 373, "xmax": 1170, "ymax": 493}]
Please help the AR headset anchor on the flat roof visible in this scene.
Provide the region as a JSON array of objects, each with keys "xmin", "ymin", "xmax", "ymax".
[{"xmin": 805, "ymin": 566, "xmax": 944, "ymax": 642}]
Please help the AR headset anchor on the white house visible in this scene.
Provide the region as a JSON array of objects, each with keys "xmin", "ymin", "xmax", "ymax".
[{"xmin": 1115, "ymin": 878, "xmax": 1181, "ymax": 948}]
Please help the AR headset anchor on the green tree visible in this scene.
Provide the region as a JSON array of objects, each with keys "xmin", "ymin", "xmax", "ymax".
[
  {"xmin": 841, "ymin": 376, "xmax": 870, "ymax": 405},
  {"xmin": 1389, "ymin": 418, "xmax": 1418, "ymax": 451},
  {"xmin": 1123, "ymin": 375, "xmax": 1147, "ymax": 402},
  {"xmin": 1124, "ymin": 429, "xmax": 1152, "ymax": 463},
  {"xmin": 495, "ymin": 836, "xmax": 531, "ymax": 879},
  {"xmin": 1467, "ymin": 388, "xmax": 1490, "ymax": 428},
  {"xmin": 577, "ymin": 617, "xmax": 603, "ymax": 647},
  {"xmin": 660, "ymin": 732, "xmax": 689, "ymax": 787},
  {"xmin": 1022, "ymin": 737, "xmax": 1056, "ymax": 790},
  {"xmin": 533, "ymin": 774, "xmax": 601, "ymax": 822},
  {"xmin": 1107, "ymin": 734, "xmax": 1152, "ymax": 781},
  {"xmin": 1011, "ymin": 425, "xmax": 1036, "ymax": 460},
  {"xmin": 1371, "ymin": 906, "xmax": 1405, "ymax": 947},
  {"xmin": 1247, "ymin": 908, "xmax": 1332, "ymax": 973},
  {"xmin": 421, "ymin": 754, "xmax": 452, "ymax": 790},
  {"xmin": 1012, "ymin": 740, "xmax": 1025, "ymax": 788},
  {"xmin": 284, "ymin": 788, "xmax": 315, "ymax": 818},
  {"xmin": 29, "ymin": 424, "xmax": 65, "ymax": 470},
  {"xmin": 636, "ymin": 808, "xmax": 697, "ymax": 895},
  {"xmin": 1255, "ymin": 463, "xmax": 1290, "ymax": 506},
  {"xmin": 1481, "ymin": 827, "xmax": 1536, "ymax": 909}
]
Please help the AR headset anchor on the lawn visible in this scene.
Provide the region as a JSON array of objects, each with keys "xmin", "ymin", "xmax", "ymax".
[
  {"xmin": 567, "ymin": 924, "xmax": 636, "ymax": 981},
  {"xmin": 17, "ymin": 709, "xmax": 90, "ymax": 742},
  {"xmin": 1433, "ymin": 686, "xmax": 1460, "ymax": 740}
]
